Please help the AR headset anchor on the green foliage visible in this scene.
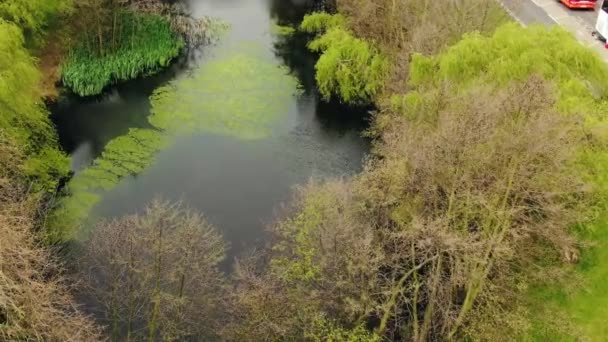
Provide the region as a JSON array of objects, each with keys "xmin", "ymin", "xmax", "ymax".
[
  {"xmin": 301, "ymin": 13, "xmax": 388, "ymax": 103},
  {"xmin": 409, "ymin": 24, "xmax": 608, "ymax": 118},
  {"xmin": 150, "ymin": 51, "xmax": 301, "ymax": 139},
  {"xmin": 0, "ymin": 20, "xmax": 68, "ymax": 191},
  {"xmin": 62, "ymin": 11, "xmax": 184, "ymax": 96},
  {"xmin": 301, "ymin": 12, "xmax": 346, "ymax": 34},
  {"xmin": 270, "ymin": 187, "xmax": 331, "ymax": 282},
  {"xmin": 307, "ymin": 316, "xmax": 379, "ymax": 342},
  {"xmin": 0, "ymin": 0, "xmax": 71, "ymax": 42},
  {"xmin": 271, "ymin": 22, "xmax": 296, "ymax": 36}
]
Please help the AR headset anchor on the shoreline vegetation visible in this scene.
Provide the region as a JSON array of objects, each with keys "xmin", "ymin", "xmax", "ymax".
[
  {"xmin": 61, "ymin": 0, "xmax": 228, "ymax": 97},
  {"xmin": 2, "ymin": 0, "xmax": 608, "ymax": 340},
  {"xmin": 62, "ymin": 11, "xmax": 185, "ymax": 97}
]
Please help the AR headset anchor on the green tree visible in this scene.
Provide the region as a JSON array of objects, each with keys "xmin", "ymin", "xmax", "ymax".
[
  {"xmin": 0, "ymin": 20, "xmax": 68, "ymax": 191},
  {"xmin": 0, "ymin": 0, "xmax": 71, "ymax": 42},
  {"xmin": 301, "ymin": 12, "xmax": 388, "ymax": 103}
]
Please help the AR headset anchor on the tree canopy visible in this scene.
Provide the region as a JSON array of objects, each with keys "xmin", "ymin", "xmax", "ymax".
[{"xmin": 0, "ymin": 19, "xmax": 68, "ymax": 191}]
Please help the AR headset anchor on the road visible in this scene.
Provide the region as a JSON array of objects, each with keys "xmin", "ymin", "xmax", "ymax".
[
  {"xmin": 502, "ymin": 0, "xmax": 556, "ymax": 26},
  {"xmin": 501, "ymin": 0, "xmax": 608, "ymax": 61},
  {"xmin": 567, "ymin": 2, "xmax": 599, "ymax": 27},
  {"xmin": 502, "ymin": 0, "xmax": 598, "ymax": 27}
]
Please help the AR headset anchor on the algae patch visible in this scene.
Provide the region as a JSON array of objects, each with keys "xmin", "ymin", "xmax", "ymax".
[{"xmin": 149, "ymin": 52, "xmax": 302, "ymax": 139}]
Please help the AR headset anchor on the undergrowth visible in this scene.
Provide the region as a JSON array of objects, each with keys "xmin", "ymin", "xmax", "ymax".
[{"xmin": 62, "ymin": 11, "xmax": 184, "ymax": 96}]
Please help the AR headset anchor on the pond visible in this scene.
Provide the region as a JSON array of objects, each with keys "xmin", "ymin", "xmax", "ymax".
[{"xmin": 50, "ymin": 0, "xmax": 369, "ymax": 260}]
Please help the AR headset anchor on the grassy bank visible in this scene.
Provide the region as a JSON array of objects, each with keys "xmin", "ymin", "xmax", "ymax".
[{"xmin": 62, "ymin": 11, "xmax": 184, "ymax": 96}]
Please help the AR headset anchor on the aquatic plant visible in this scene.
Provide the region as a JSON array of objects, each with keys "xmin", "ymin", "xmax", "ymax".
[
  {"xmin": 62, "ymin": 11, "xmax": 184, "ymax": 97},
  {"xmin": 149, "ymin": 51, "xmax": 302, "ymax": 139},
  {"xmin": 47, "ymin": 128, "xmax": 167, "ymax": 241}
]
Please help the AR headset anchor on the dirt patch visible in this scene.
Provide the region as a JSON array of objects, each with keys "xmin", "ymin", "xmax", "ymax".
[{"xmin": 36, "ymin": 35, "xmax": 67, "ymax": 100}]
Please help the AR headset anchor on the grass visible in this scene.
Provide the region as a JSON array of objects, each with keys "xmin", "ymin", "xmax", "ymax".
[
  {"xmin": 569, "ymin": 222, "xmax": 608, "ymax": 340},
  {"xmin": 62, "ymin": 11, "xmax": 184, "ymax": 96}
]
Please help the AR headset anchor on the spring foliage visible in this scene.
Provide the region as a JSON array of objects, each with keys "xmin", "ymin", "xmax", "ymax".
[
  {"xmin": 0, "ymin": 20, "xmax": 69, "ymax": 191},
  {"xmin": 62, "ymin": 11, "xmax": 183, "ymax": 96},
  {"xmin": 301, "ymin": 12, "xmax": 388, "ymax": 103},
  {"xmin": 0, "ymin": 0, "xmax": 71, "ymax": 42}
]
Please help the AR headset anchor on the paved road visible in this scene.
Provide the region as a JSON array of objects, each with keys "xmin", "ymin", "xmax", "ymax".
[
  {"xmin": 503, "ymin": 0, "xmax": 597, "ymax": 28},
  {"xmin": 502, "ymin": 0, "xmax": 608, "ymax": 61},
  {"xmin": 567, "ymin": 2, "xmax": 598, "ymax": 27},
  {"xmin": 502, "ymin": 0, "xmax": 556, "ymax": 25}
]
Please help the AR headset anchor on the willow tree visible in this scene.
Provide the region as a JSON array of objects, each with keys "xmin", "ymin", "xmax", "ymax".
[
  {"xmin": 301, "ymin": 12, "xmax": 388, "ymax": 104},
  {"xmin": 0, "ymin": 0, "xmax": 72, "ymax": 42},
  {"xmin": 0, "ymin": 20, "xmax": 68, "ymax": 190}
]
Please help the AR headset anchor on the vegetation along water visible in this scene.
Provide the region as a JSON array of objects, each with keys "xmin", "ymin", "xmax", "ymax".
[{"xmin": 1, "ymin": 0, "xmax": 608, "ymax": 340}]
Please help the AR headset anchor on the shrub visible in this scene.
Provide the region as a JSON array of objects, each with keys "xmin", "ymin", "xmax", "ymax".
[{"xmin": 0, "ymin": 20, "xmax": 69, "ymax": 191}]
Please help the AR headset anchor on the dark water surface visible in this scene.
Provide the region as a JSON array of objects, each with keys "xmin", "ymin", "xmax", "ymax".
[{"xmin": 51, "ymin": 0, "xmax": 369, "ymax": 259}]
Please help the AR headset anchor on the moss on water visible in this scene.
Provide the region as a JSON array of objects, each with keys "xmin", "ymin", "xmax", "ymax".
[
  {"xmin": 47, "ymin": 128, "xmax": 168, "ymax": 241},
  {"xmin": 149, "ymin": 52, "xmax": 301, "ymax": 140}
]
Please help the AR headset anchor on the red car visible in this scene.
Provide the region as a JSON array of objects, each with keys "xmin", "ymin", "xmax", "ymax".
[{"xmin": 560, "ymin": 0, "xmax": 597, "ymax": 9}]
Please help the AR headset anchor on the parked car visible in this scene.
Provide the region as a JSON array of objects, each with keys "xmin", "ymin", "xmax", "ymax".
[
  {"xmin": 594, "ymin": 0, "xmax": 608, "ymax": 42},
  {"xmin": 560, "ymin": 0, "xmax": 597, "ymax": 9}
]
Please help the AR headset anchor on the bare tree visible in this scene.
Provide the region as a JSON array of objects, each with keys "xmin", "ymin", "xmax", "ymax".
[
  {"xmin": 0, "ymin": 131, "xmax": 102, "ymax": 341},
  {"xmin": 78, "ymin": 199, "xmax": 227, "ymax": 341}
]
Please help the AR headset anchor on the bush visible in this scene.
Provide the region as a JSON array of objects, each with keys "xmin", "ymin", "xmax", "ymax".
[{"xmin": 0, "ymin": 20, "xmax": 69, "ymax": 191}]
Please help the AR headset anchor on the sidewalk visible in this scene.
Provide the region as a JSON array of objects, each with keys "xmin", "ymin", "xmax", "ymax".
[{"xmin": 503, "ymin": 0, "xmax": 608, "ymax": 62}]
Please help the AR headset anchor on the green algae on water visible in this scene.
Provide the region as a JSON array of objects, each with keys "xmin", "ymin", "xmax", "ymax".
[
  {"xmin": 149, "ymin": 52, "xmax": 302, "ymax": 139},
  {"xmin": 47, "ymin": 128, "xmax": 168, "ymax": 241}
]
